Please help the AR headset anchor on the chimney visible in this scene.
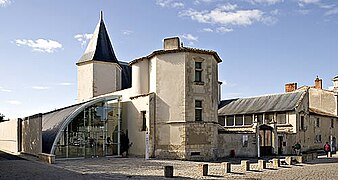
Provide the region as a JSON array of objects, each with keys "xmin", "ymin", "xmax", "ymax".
[
  {"xmin": 164, "ymin": 37, "xmax": 180, "ymax": 50},
  {"xmin": 285, "ymin": 83, "xmax": 297, "ymax": 92},
  {"xmin": 314, "ymin": 76, "xmax": 322, "ymax": 89}
]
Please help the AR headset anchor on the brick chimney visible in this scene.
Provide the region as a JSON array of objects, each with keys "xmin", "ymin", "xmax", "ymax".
[
  {"xmin": 314, "ymin": 76, "xmax": 322, "ymax": 89},
  {"xmin": 164, "ymin": 37, "xmax": 180, "ymax": 50},
  {"xmin": 285, "ymin": 83, "xmax": 297, "ymax": 92}
]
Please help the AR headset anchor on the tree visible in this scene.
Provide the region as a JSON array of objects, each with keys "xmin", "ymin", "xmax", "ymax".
[{"xmin": 0, "ymin": 113, "xmax": 6, "ymax": 122}]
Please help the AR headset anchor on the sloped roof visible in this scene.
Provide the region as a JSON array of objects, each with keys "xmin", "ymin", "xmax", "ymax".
[
  {"xmin": 129, "ymin": 47, "xmax": 222, "ymax": 66},
  {"xmin": 77, "ymin": 11, "xmax": 119, "ymax": 64},
  {"xmin": 218, "ymin": 91, "xmax": 306, "ymax": 116}
]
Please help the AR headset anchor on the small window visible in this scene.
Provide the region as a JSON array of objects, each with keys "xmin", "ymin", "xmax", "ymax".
[
  {"xmin": 300, "ymin": 116, "xmax": 305, "ymax": 130},
  {"xmin": 277, "ymin": 113, "xmax": 286, "ymax": 124},
  {"xmin": 195, "ymin": 62, "xmax": 202, "ymax": 82},
  {"xmin": 195, "ymin": 100, "xmax": 202, "ymax": 121},
  {"xmin": 244, "ymin": 115, "xmax": 253, "ymax": 125},
  {"xmin": 256, "ymin": 114, "xmax": 263, "ymax": 123},
  {"xmin": 316, "ymin": 118, "xmax": 320, "ymax": 128},
  {"xmin": 226, "ymin": 116, "xmax": 234, "ymax": 126},
  {"xmin": 331, "ymin": 119, "xmax": 334, "ymax": 128},
  {"xmin": 235, "ymin": 115, "xmax": 243, "ymax": 126},
  {"xmin": 218, "ymin": 116, "xmax": 225, "ymax": 126},
  {"xmin": 265, "ymin": 113, "xmax": 274, "ymax": 123},
  {"xmin": 141, "ymin": 111, "xmax": 146, "ymax": 131}
]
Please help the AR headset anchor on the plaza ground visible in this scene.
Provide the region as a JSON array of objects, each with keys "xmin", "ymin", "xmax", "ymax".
[{"xmin": 1, "ymin": 151, "xmax": 338, "ymax": 179}]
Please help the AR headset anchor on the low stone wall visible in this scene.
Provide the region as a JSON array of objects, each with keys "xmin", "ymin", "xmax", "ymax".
[
  {"xmin": 0, "ymin": 119, "xmax": 19, "ymax": 154},
  {"xmin": 38, "ymin": 153, "xmax": 55, "ymax": 164}
]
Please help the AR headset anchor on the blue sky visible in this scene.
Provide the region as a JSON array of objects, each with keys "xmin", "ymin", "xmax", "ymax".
[{"xmin": 0, "ymin": 0, "xmax": 338, "ymax": 118}]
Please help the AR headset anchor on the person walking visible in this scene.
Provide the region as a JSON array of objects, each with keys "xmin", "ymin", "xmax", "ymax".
[
  {"xmin": 293, "ymin": 142, "xmax": 301, "ymax": 155},
  {"xmin": 324, "ymin": 142, "xmax": 331, "ymax": 157}
]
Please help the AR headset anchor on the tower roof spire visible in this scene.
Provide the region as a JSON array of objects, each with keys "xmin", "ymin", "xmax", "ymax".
[{"xmin": 77, "ymin": 11, "xmax": 119, "ymax": 65}]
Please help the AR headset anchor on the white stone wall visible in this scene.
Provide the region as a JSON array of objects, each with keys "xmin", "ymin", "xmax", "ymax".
[
  {"xmin": 77, "ymin": 62, "xmax": 94, "ymax": 102},
  {"xmin": 309, "ymin": 88, "xmax": 337, "ymax": 115},
  {"xmin": 132, "ymin": 59, "xmax": 149, "ymax": 95},
  {"xmin": 0, "ymin": 119, "xmax": 19, "ymax": 154}
]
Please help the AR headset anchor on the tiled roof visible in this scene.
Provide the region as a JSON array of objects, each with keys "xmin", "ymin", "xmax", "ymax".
[{"xmin": 77, "ymin": 11, "xmax": 119, "ymax": 65}]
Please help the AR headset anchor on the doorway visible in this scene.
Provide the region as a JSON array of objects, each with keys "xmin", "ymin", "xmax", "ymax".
[{"xmin": 259, "ymin": 124, "xmax": 273, "ymax": 156}]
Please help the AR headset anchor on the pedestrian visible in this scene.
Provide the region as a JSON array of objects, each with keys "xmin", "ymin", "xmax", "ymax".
[
  {"xmin": 324, "ymin": 142, "xmax": 331, "ymax": 157},
  {"xmin": 293, "ymin": 142, "xmax": 301, "ymax": 155}
]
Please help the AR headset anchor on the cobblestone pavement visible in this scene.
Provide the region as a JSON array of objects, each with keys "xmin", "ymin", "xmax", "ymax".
[
  {"xmin": 55, "ymin": 154, "xmax": 338, "ymax": 179},
  {"xmin": 1, "ymin": 151, "xmax": 338, "ymax": 179}
]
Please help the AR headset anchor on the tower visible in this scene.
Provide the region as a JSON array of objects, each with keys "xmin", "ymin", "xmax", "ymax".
[{"xmin": 76, "ymin": 11, "xmax": 121, "ymax": 102}]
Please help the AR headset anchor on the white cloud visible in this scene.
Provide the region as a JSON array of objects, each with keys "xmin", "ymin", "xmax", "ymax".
[
  {"xmin": 122, "ymin": 30, "xmax": 133, "ymax": 35},
  {"xmin": 31, "ymin": 86, "xmax": 50, "ymax": 90},
  {"xmin": 58, "ymin": 82, "xmax": 73, "ymax": 86},
  {"xmin": 270, "ymin": 9, "xmax": 280, "ymax": 15},
  {"xmin": 15, "ymin": 39, "xmax": 62, "ymax": 53},
  {"xmin": 0, "ymin": 87, "xmax": 12, "ymax": 92},
  {"xmin": 74, "ymin": 33, "xmax": 93, "ymax": 47},
  {"xmin": 156, "ymin": 0, "xmax": 184, "ymax": 8},
  {"xmin": 179, "ymin": 7, "xmax": 266, "ymax": 26},
  {"xmin": 325, "ymin": 7, "xmax": 338, "ymax": 16},
  {"xmin": 7, "ymin": 100, "xmax": 22, "ymax": 105},
  {"xmin": 217, "ymin": 3, "xmax": 238, "ymax": 11},
  {"xmin": 181, "ymin": 34, "xmax": 198, "ymax": 42},
  {"xmin": 202, "ymin": 28, "xmax": 214, "ymax": 32},
  {"xmin": 0, "ymin": 0, "xmax": 11, "ymax": 7},
  {"xmin": 216, "ymin": 27, "xmax": 234, "ymax": 33},
  {"xmin": 299, "ymin": 0, "xmax": 320, "ymax": 4},
  {"xmin": 248, "ymin": 0, "xmax": 283, "ymax": 5}
]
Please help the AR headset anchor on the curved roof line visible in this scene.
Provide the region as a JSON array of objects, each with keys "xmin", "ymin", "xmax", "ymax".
[{"xmin": 49, "ymin": 95, "xmax": 121, "ymax": 154}]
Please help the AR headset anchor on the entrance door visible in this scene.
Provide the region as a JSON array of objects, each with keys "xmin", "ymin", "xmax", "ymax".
[
  {"xmin": 259, "ymin": 125, "xmax": 273, "ymax": 156},
  {"xmin": 278, "ymin": 136, "xmax": 283, "ymax": 155}
]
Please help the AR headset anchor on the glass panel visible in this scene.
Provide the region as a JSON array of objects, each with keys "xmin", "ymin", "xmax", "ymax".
[
  {"xmin": 265, "ymin": 113, "xmax": 274, "ymax": 123},
  {"xmin": 256, "ymin": 114, "xmax": 263, "ymax": 123},
  {"xmin": 195, "ymin": 62, "xmax": 202, "ymax": 69},
  {"xmin": 226, "ymin": 116, "xmax": 234, "ymax": 126},
  {"xmin": 195, "ymin": 71, "xmax": 202, "ymax": 82},
  {"xmin": 218, "ymin": 116, "xmax": 225, "ymax": 126},
  {"xmin": 244, "ymin": 115, "xmax": 253, "ymax": 125},
  {"xmin": 277, "ymin": 113, "xmax": 286, "ymax": 124},
  {"xmin": 195, "ymin": 109, "xmax": 202, "ymax": 121},
  {"xmin": 235, "ymin": 115, "xmax": 243, "ymax": 126}
]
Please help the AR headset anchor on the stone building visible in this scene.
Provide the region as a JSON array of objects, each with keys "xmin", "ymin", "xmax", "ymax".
[{"xmin": 218, "ymin": 77, "xmax": 338, "ymax": 157}]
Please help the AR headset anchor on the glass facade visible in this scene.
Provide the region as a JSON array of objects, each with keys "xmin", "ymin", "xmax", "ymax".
[{"xmin": 54, "ymin": 100, "xmax": 122, "ymax": 158}]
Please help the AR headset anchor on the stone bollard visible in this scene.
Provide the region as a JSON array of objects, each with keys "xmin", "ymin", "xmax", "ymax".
[
  {"xmin": 285, "ymin": 156, "xmax": 293, "ymax": 165},
  {"xmin": 199, "ymin": 164, "xmax": 208, "ymax": 176},
  {"xmin": 164, "ymin": 166, "xmax": 174, "ymax": 178},
  {"xmin": 241, "ymin": 160, "xmax": 250, "ymax": 172},
  {"xmin": 313, "ymin": 153, "xmax": 318, "ymax": 159},
  {"xmin": 272, "ymin": 158, "xmax": 280, "ymax": 169},
  {"xmin": 295, "ymin": 156, "xmax": 303, "ymax": 163},
  {"xmin": 221, "ymin": 162, "xmax": 231, "ymax": 174},
  {"xmin": 257, "ymin": 160, "xmax": 266, "ymax": 171}
]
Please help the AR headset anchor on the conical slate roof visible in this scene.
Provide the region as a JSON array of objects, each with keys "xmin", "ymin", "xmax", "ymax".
[{"xmin": 78, "ymin": 11, "xmax": 119, "ymax": 64}]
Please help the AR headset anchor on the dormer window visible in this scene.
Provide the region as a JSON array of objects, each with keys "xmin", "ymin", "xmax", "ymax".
[{"xmin": 195, "ymin": 62, "xmax": 202, "ymax": 82}]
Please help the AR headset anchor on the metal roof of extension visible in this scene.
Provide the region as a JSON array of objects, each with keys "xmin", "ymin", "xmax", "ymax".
[
  {"xmin": 218, "ymin": 91, "xmax": 306, "ymax": 116},
  {"xmin": 77, "ymin": 11, "xmax": 119, "ymax": 65}
]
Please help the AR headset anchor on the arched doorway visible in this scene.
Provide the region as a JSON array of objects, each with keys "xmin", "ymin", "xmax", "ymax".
[{"xmin": 259, "ymin": 124, "xmax": 273, "ymax": 156}]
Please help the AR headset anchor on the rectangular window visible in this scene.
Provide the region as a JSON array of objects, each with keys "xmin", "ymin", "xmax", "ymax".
[
  {"xmin": 226, "ymin": 115, "xmax": 234, "ymax": 126},
  {"xmin": 256, "ymin": 114, "xmax": 263, "ymax": 123},
  {"xmin": 265, "ymin": 113, "xmax": 274, "ymax": 123},
  {"xmin": 235, "ymin": 115, "xmax": 243, "ymax": 126},
  {"xmin": 244, "ymin": 114, "xmax": 253, "ymax": 125},
  {"xmin": 316, "ymin": 118, "xmax": 320, "ymax": 127},
  {"xmin": 331, "ymin": 119, "xmax": 334, "ymax": 128},
  {"xmin": 195, "ymin": 100, "xmax": 202, "ymax": 121},
  {"xmin": 195, "ymin": 62, "xmax": 202, "ymax": 82},
  {"xmin": 218, "ymin": 116, "xmax": 225, "ymax": 126},
  {"xmin": 300, "ymin": 116, "xmax": 304, "ymax": 130},
  {"xmin": 141, "ymin": 111, "xmax": 146, "ymax": 131},
  {"xmin": 277, "ymin": 113, "xmax": 286, "ymax": 124}
]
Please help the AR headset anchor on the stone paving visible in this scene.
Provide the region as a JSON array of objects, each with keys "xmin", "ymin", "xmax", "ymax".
[{"xmin": 1, "ymin": 151, "xmax": 338, "ymax": 179}]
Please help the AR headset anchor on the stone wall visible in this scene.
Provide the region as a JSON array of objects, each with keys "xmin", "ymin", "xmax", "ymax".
[
  {"xmin": 21, "ymin": 114, "xmax": 42, "ymax": 156},
  {"xmin": 0, "ymin": 119, "xmax": 19, "ymax": 154},
  {"xmin": 217, "ymin": 132, "xmax": 257, "ymax": 157}
]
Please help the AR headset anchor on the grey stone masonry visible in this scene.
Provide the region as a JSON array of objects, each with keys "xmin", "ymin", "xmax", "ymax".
[
  {"xmin": 199, "ymin": 164, "xmax": 208, "ymax": 176},
  {"xmin": 241, "ymin": 160, "xmax": 250, "ymax": 172},
  {"xmin": 272, "ymin": 159, "xmax": 280, "ymax": 169},
  {"xmin": 221, "ymin": 162, "xmax": 231, "ymax": 174},
  {"xmin": 164, "ymin": 166, "xmax": 174, "ymax": 178},
  {"xmin": 257, "ymin": 160, "xmax": 266, "ymax": 171}
]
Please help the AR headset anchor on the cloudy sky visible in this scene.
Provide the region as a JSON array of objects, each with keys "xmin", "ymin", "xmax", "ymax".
[{"xmin": 0, "ymin": 0, "xmax": 338, "ymax": 118}]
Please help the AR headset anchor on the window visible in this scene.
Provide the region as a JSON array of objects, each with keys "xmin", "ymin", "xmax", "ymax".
[
  {"xmin": 195, "ymin": 62, "xmax": 202, "ymax": 82},
  {"xmin": 195, "ymin": 100, "xmax": 202, "ymax": 121},
  {"xmin": 141, "ymin": 111, "xmax": 146, "ymax": 131},
  {"xmin": 300, "ymin": 116, "xmax": 305, "ymax": 130},
  {"xmin": 235, "ymin": 115, "xmax": 243, "ymax": 126},
  {"xmin": 226, "ymin": 115, "xmax": 234, "ymax": 126},
  {"xmin": 265, "ymin": 113, "xmax": 274, "ymax": 123},
  {"xmin": 277, "ymin": 113, "xmax": 286, "ymax": 124},
  {"xmin": 316, "ymin": 118, "xmax": 320, "ymax": 127},
  {"xmin": 331, "ymin": 119, "xmax": 334, "ymax": 128},
  {"xmin": 315, "ymin": 134, "xmax": 322, "ymax": 143},
  {"xmin": 218, "ymin": 116, "xmax": 225, "ymax": 126},
  {"xmin": 244, "ymin": 115, "xmax": 253, "ymax": 125},
  {"xmin": 256, "ymin": 114, "xmax": 263, "ymax": 123}
]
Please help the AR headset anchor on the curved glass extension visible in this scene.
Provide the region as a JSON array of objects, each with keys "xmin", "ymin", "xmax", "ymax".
[{"xmin": 47, "ymin": 96, "xmax": 122, "ymax": 159}]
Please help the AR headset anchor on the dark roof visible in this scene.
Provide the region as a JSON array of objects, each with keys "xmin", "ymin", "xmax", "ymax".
[
  {"xmin": 77, "ymin": 12, "xmax": 119, "ymax": 65},
  {"xmin": 218, "ymin": 99, "xmax": 238, "ymax": 109},
  {"xmin": 119, "ymin": 61, "xmax": 132, "ymax": 89},
  {"xmin": 129, "ymin": 47, "xmax": 222, "ymax": 66},
  {"xmin": 218, "ymin": 91, "xmax": 306, "ymax": 116}
]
